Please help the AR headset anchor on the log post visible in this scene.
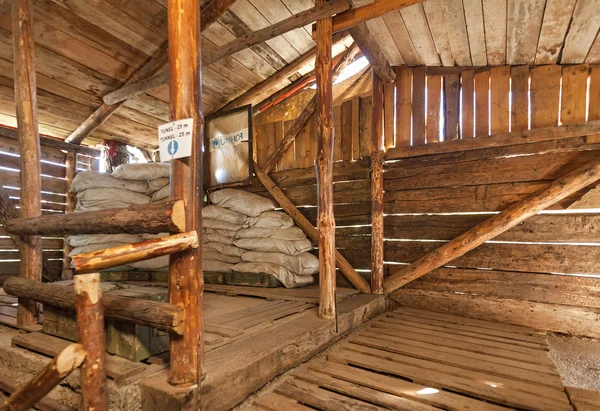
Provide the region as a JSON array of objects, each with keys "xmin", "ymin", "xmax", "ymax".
[
  {"xmin": 72, "ymin": 231, "xmax": 199, "ymax": 274},
  {"xmin": 315, "ymin": 0, "xmax": 336, "ymax": 320},
  {"xmin": 6, "ymin": 200, "xmax": 186, "ymax": 236},
  {"xmin": 62, "ymin": 152, "xmax": 76, "ymax": 280},
  {"xmin": 384, "ymin": 157, "xmax": 600, "ymax": 293},
  {"xmin": 370, "ymin": 73, "xmax": 385, "ymax": 294},
  {"xmin": 3, "ymin": 277, "xmax": 186, "ymax": 334},
  {"xmin": 1, "ymin": 343, "xmax": 86, "ymax": 411},
  {"xmin": 74, "ymin": 273, "xmax": 108, "ymax": 410},
  {"xmin": 167, "ymin": 0, "xmax": 204, "ymax": 386},
  {"xmin": 12, "ymin": 0, "xmax": 42, "ymax": 326}
]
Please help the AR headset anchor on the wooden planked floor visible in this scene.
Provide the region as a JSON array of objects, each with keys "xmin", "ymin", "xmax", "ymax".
[{"xmin": 247, "ymin": 307, "xmax": 581, "ymax": 411}]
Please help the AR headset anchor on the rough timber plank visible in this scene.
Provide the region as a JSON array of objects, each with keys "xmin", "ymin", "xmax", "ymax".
[
  {"xmin": 489, "ymin": 66, "xmax": 510, "ymax": 135},
  {"xmin": 530, "ymin": 65, "xmax": 561, "ymax": 128},
  {"xmin": 474, "ymin": 70, "xmax": 489, "ymax": 137},
  {"xmin": 425, "ymin": 75, "xmax": 441, "ymax": 143},
  {"xmin": 561, "ymin": 64, "xmax": 589, "ymax": 125},
  {"xmin": 510, "ymin": 65, "xmax": 529, "ymax": 132},
  {"xmin": 567, "ymin": 386, "xmax": 600, "ymax": 411},
  {"xmin": 561, "ymin": 0, "xmax": 600, "ymax": 64},
  {"xmin": 395, "ymin": 67, "xmax": 412, "ymax": 147},
  {"xmin": 535, "ymin": 0, "xmax": 577, "ymax": 64},
  {"xmin": 461, "ymin": 70, "xmax": 475, "ymax": 138},
  {"xmin": 412, "ymin": 67, "xmax": 426, "ymax": 145},
  {"xmin": 482, "ymin": 0, "xmax": 506, "ymax": 65}
]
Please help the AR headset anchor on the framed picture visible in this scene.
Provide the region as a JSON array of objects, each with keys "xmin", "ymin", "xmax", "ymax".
[{"xmin": 204, "ymin": 105, "xmax": 253, "ymax": 189}]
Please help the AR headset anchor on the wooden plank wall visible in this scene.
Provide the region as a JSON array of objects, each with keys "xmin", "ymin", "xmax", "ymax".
[{"xmin": 0, "ymin": 136, "xmax": 95, "ymax": 283}]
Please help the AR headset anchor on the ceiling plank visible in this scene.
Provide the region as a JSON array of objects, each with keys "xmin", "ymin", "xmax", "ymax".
[
  {"xmin": 561, "ymin": 0, "xmax": 600, "ymax": 64},
  {"xmin": 482, "ymin": 0, "xmax": 507, "ymax": 65},
  {"xmin": 534, "ymin": 0, "xmax": 577, "ymax": 64},
  {"xmin": 506, "ymin": 0, "xmax": 545, "ymax": 65},
  {"xmin": 421, "ymin": 0, "xmax": 454, "ymax": 66}
]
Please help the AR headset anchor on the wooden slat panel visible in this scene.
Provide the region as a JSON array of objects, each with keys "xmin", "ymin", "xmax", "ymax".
[
  {"xmin": 0, "ymin": 168, "xmax": 66, "ymax": 194},
  {"xmin": 359, "ymin": 96, "xmax": 372, "ymax": 158},
  {"xmin": 561, "ymin": 64, "xmax": 589, "ymax": 125},
  {"xmin": 444, "ymin": 74, "xmax": 459, "ymax": 140},
  {"xmin": 405, "ymin": 267, "xmax": 600, "ymax": 308},
  {"xmin": 395, "ymin": 67, "xmax": 411, "ymax": 147},
  {"xmin": 351, "ymin": 97, "xmax": 360, "ymax": 160},
  {"xmin": 0, "ymin": 152, "xmax": 65, "ymax": 178},
  {"xmin": 530, "ymin": 65, "xmax": 561, "ymax": 128},
  {"xmin": 510, "ymin": 65, "xmax": 529, "ymax": 132},
  {"xmin": 0, "ymin": 136, "xmax": 66, "ymax": 164},
  {"xmin": 341, "ymin": 100, "xmax": 353, "ymax": 161},
  {"xmin": 273, "ymin": 121, "xmax": 285, "ymax": 172},
  {"xmin": 333, "ymin": 105, "xmax": 342, "ymax": 162},
  {"xmin": 412, "ymin": 67, "xmax": 426, "ymax": 145},
  {"xmin": 490, "ymin": 66, "xmax": 510, "ymax": 135},
  {"xmin": 383, "ymin": 82, "xmax": 394, "ymax": 149},
  {"xmin": 590, "ymin": 66, "xmax": 600, "ymax": 122},
  {"xmin": 426, "ymin": 75, "xmax": 441, "ymax": 143},
  {"xmin": 474, "ymin": 70, "xmax": 489, "ymax": 137},
  {"xmin": 461, "ymin": 70, "xmax": 475, "ymax": 138}
]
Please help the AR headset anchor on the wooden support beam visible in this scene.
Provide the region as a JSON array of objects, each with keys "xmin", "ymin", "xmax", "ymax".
[
  {"xmin": 262, "ymin": 44, "xmax": 360, "ymax": 174},
  {"xmin": 69, "ymin": 0, "xmax": 236, "ymax": 144},
  {"xmin": 167, "ymin": 0, "xmax": 204, "ymax": 386},
  {"xmin": 349, "ymin": 24, "xmax": 395, "ymax": 83},
  {"xmin": 315, "ymin": 0, "xmax": 336, "ymax": 320},
  {"xmin": 62, "ymin": 152, "xmax": 76, "ymax": 280},
  {"xmin": 330, "ymin": 0, "xmax": 424, "ymax": 35},
  {"xmin": 370, "ymin": 73, "xmax": 384, "ymax": 295},
  {"xmin": 71, "ymin": 231, "xmax": 198, "ymax": 274},
  {"xmin": 0, "ymin": 126, "xmax": 100, "ymax": 157},
  {"xmin": 6, "ymin": 200, "xmax": 186, "ymax": 236},
  {"xmin": 386, "ymin": 120, "xmax": 600, "ymax": 160},
  {"xmin": 253, "ymin": 162, "xmax": 371, "ymax": 294},
  {"xmin": 1, "ymin": 343, "xmax": 86, "ymax": 411},
  {"xmin": 74, "ymin": 273, "xmax": 108, "ymax": 410},
  {"xmin": 12, "ymin": 0, "xmax": 42, "ymax": 326},
  {"xmin": 384, "ymin": 157, "xmax": 600, "ymax": 293},
  {"xmin": 3, "ymin": 277, "xmax": 186, "ymax": 334}
]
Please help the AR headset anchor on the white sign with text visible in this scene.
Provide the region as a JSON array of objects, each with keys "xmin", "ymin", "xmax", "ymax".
[{"xmin": 158, "ymin": 118, "xmax": 194, "ymax": 161}]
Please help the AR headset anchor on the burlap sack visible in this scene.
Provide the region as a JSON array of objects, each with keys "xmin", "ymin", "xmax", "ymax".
[
  {"xmin": 112, "ymin": 163, "xmax": 170, "ymax": 180},
  {"xmin": 71, "ymin": 171, "xmax": 148, "ymax": 194},
  {"xmin": 209, "ymin": 188, "xmax": 275, "ymax": 217},
  {"xmin": 232, "ymin": 262, "xmax": 314, "ymax": 288},
  {"xmin": 241, "ymin": 251, "xmax": 318, "ymax": 275},
  {"xmin": 234, "ymin": 238, "xmax": 312, "ymax": 255}
]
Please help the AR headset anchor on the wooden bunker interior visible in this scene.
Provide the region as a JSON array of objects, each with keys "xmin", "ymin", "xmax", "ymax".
[{"xmin": 1, "ymin": 0, "xmax": 600, "ymax": 410}]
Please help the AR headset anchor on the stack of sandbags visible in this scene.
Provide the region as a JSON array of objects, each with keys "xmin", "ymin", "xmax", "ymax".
[
  {"xmin": 68, "ymin": 164, "xmax": 171, "ymax": 270},
  {"xmin": 208, "ymin": 188, "xmax": 318, "ymax": 288},
  {"xmin": 201, "ymin": 204, "xmax": 248, "ymax": 272}
]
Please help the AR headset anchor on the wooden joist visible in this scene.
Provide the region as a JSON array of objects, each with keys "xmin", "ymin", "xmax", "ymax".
[
  {"xmin": 3, "ymin": 277, "xmax": 185, "ymax": 334},
  {"xmin": 1, "ymin": 343, "xmax": 86, "ymax": 411},
  {"xmin": 348, "ymin": 24, "xmax": 395, "ymax": 83},
  {"xmin": 254, "ymin": 163, "xmax": 370, "ymax": 294},
  {"xmin": 384, "ymin": 157, "xmax": 600, "ymax": 293},
  {"xmin": 72, "ymin": 231, "xmax": 199, "ymax": 274},
  {"xmin": 5, "ymin": 201, "xmax": 186, "ymax": 236}
]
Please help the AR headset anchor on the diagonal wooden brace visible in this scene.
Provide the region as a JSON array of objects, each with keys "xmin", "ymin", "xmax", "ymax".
[{"xmin": 384, "ymin": 157, "xmax": 600, "ymax": 293}]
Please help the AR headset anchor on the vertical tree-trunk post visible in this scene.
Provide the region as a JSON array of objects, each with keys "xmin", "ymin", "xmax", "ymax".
[
  {"xmin": 62, "ymin": 152, "xmax": 76, "ymax": 280},
  {"xmin": 74, "ymin": 273, "xmax": 108, "ymax": 410},
  {"xmin": 167, "ymin": 0, "xmax": 204, "ymax": 386},
  {"xmin": 315, "ymin": 0, "xmax": 336, "ymax": 320},
  {"xmin": 370, "ymin": 73, "xmax": 385, "ymax": 294},
  {"xmin": 12, "ymin": 0, "xmax": 42, "ymax": 326}
]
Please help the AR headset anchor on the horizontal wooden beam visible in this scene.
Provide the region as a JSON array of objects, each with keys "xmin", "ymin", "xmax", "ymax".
[
  {"xmin": 253, "ymin": 162, "xmax": 371, "ymax": 293},
  {"xmin": 3, "ymin": 277, "xmax": 185, "ymax": 334},
  {"xmin": 72, "ymin": 231, "xmax": 198, "ymax": 274},
  {"xmin": 2, "ymin": 343, "xmax": 86, "ymax": 411},
  {"xmin": 386, "ymin": 120, "xmax": 600, "ymax": 159},
  {"xmin": 5, "ymin": 201, "xmax": 185, "ymax": 236},
  {"xmin": 0, "ymin": 126, "xmax": 99, "ymax": 157},
  {"xmin": 384, "ymin": 157, "xmax": 600, "ymax": 293}
]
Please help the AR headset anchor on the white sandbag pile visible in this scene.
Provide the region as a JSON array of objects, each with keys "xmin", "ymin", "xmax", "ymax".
[
  {"xmin": 204, "ymin": 188, "xmax": 318, "ymax": 288},
  {"xmin": 68, "ymin": 163, "xmax": 171, "ymax": 270}
]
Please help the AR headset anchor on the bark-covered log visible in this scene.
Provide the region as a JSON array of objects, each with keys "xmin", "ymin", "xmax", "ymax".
[
  {"xmin": 1, "ymin": 343, "xmax": 86, "ymax": 411},
  {"xmin": 3, "ymin": 277, "xmax": 185, "ymax": 334},
  {"xmin": 74, "ymin": 273, "xmax": 108, "ymax": 410},
  {"xmin": 384, "ymin": 157, "xmax": 600, "ymax": 293},
  {"xmin": 72, "ymin": 231, "xmax": 198, "ymax": 274},
  {"xmin": 6, "ymin": 200, "xmax": 186, "ymax": 236},
  {"xmin": 254, "ymin": 163, "xmax": 370, "ymax": 294},
  {"xmin": 12, "ymin": 0, "xmax": 42, "ymax": 326}
]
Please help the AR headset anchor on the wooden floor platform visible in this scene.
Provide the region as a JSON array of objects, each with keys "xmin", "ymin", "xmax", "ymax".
[{"xmin": 245, "ymin": 307, "xmax": 599, "ymax": 411}]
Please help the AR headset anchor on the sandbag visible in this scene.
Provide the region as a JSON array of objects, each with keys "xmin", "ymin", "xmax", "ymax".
[
  {"xmin": 210, "ymin": 188, "xmax": 275, "ymax": 217},
  {"xmin": 203, "ymin": 218, "xmax": 243, "ymax": 232},
  {"xmin": 202, "ymin": 205, "xmax": 247, "ymax": 225},
  {"xmin": 71, "ymin": 171, "xmax": 148, "ymax": 194},
  {"xmin": 129, "ymin": 255, "xmax": 169, "ymax": 270},
  {"xmin": 78, "ymin": 188, "xmax": 151, "ymax": 205},
  {"xmin": 232, "ymin": 262, "xmax": 314, "ymax": 288},
  {"xmin": 75, "ymin": 203, "xmax": 134, "ymax": 212},
  {"xmin": 236, "ymin": 226, "xmax": 306, "ymax": 241},
  {"xmin": 203, "ymin": 242, "xmax": 246, "ymax": 257},
  {"xmin": 203, "ymin": 228, "xmax": 237, "ymax": 245},
  {"xmin": 204, "ymin": 259, "xmax": 234, "ymax": 272},
  {"xmin": 69, "ymin": 242, "xmax": 128, "ymax": 257},
  {"xmin": 234, "ymin": 238, "xmax": 312, "ymax": 255},
  {"xmin": 241, "ymin": 251, "xmax": 318, "ymax": 275},
  {"xmin": 247, "ymin": 211, "xmax": 293, "ymax": 228},
  {"xmin": 112, "ymin": 163, "xmax": 170, "ymax": 181},
  {"xmin": 67, "ymin": 234, "xmax": 142, "ymax": 247},
  {"xmin": 147, "ymin": 178, "xmax": 170, "ymax": 194},
  {"xmin": 204, "ymin": 250, "xmax": 242, "ymax": 264},
  {"xmin": 151, "ymin": 184, "xmax": 171, "ymax": 202}
]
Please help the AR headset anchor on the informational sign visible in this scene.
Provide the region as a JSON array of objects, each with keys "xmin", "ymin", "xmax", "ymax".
[
  {"xmin": 205, "ymin": 105, "xmax": 253, "ymax": 188},
  {"xmin": 158, "ymin": 118, "xmax": 194, "ymax": 162}
]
